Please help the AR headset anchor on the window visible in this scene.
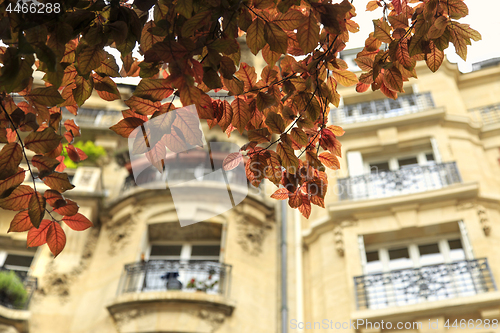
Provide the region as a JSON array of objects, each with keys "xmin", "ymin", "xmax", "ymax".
[
  {"xmin": 0, "ymin": 251, "xmax": 35, "ymax": 281},
  {"xmin": 357, "ymin": 230, "xmax": 490, "ymax": 309},
  {"xmin": 141, "ymin": 242, "xmax": 222, "ymax": 293}
]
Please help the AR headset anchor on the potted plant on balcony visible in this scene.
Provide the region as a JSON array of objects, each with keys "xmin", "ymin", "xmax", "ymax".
[
  {"xmin": 186, "ymin": 274, "xmax": 218, "ymax": 292},
  {"xmin": 0, "ymin": 271, "xmax": 28, "ymax": 309}
]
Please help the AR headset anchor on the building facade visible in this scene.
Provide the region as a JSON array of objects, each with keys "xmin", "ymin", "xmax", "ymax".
[{"xmin": 1, "ymin": 55, "xmax": 500, "ymax": 333}]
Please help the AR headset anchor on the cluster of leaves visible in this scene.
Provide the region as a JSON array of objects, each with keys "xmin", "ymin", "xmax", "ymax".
[
  {"xmin": 355, "ymin": 0, "xmax": 481, "ymax": 97},
  {"xmin": 0, "ymin": 0, "xmax": 479, "ymax": 256}
]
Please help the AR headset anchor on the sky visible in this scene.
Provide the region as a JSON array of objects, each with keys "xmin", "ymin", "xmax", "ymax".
[{"xmin": 348, "ymin": 0, "xmax": 500, "ymax": 72}]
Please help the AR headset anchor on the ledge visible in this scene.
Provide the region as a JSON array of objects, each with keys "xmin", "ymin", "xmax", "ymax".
[
  {"xmin": 328, "ymin": 182, "xmax": 479, "ymax": 220},
  {"xmin": 340, "ymin": 107, "xmax": 446, "ymax": 135},
  {"xmin": 0, "ymin": 305, "xmax": 30, "ymax": 333},
  {"xmin": 107, "ymin": 291, "xmax": 236, "ymax": 317},
  {"xmin": 352, "ymin": 291, "xmax": 500, "ymax": 323}
]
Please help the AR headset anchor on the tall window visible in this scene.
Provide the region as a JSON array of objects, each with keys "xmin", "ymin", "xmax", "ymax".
[
  {"xmin": 0, "ymin": 251, "xmax": 34, "ymax": 276},
  {"xmin": 357, "ymin": 231, "xmax": 492, "ymax": 309},
  {"xmin": 141, "ymin": 242, "xmax": 222, "ymax": 294}
]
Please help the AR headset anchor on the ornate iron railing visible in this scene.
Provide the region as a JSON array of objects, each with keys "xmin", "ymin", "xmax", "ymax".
[
  {"xmin": 354, "ymin": 258, "xmax": 496, "ymax": 310},
  {"xmin": 337, "ymin": 162, "xmax": 461, "ymax": 201},
  {"xmin": 331, "ymin": 92, "xmax": 435, "ymax": 124},
  {"xmin": 62, "ymin": 108, "xmax": 123, "ymax": 128},
  {"xmin": 468, "ymin": 103, "xmax": 500, "ymax": 125},
  {"xmin": 121, "ymin": 165, "xmax": 253, "ymax": 193},
  {"xmin": 0, "ymin": 268, "xmax": 37, "ymax": 310},
  {"xmin": 118, "ymin": 260, "xmax": 232, "ymax": 297}
]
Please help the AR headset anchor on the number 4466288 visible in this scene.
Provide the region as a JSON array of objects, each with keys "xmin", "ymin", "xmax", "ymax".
[{"xmin": 6, "ymin": 1, "xmax": 61, "ymax": 14}]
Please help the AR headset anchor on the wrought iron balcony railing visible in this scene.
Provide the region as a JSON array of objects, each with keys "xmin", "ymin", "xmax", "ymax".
[
  {"xmin": 62, "ymin": 108, "xmax": 123, "ymax": 128},
  {"xmin": 354, "ymin": 258, "xmax": 496, "ymax": 310},
  {"xmin": 0, "ymin": 268, "xmax": 37, "ymax": 310},
  {"xmin": 468, "ymin": 103, "xmax": 500, "ymax": 125},
  {"xmin": 337, "ymin": 162, "xmax": 462, "ymax": 201},
  {"xmin": 331, "ymin": 92, "xmax": 435, "ymax": 124},
  {"xmin": 121, "ymin": 165, "xmax": 254, "ymax": 194},
  {"xmin": 118, "ymin": 260, "xmax": 232, "ymax": 297}
]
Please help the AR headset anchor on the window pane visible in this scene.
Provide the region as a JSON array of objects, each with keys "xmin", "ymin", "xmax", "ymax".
[
  {"xmin": 398, "ymin": 157, "xmax": 418, "ymax": 168},
  {"xmin": 191, "ymin": 245, "xmax": 220, "ymax": 257},
  {"xmin": 150, "ymin": 245, "xmax": 182, "ymax": 257},
  {"xmin": 419, "ymin": 243, "xmax": 444, "ymax": 266},
  {"xmin": 449, "ymin": 239, "xmax": 466, "ymax": 261},
  {"xmin": 388, "ymin": 248, "xmax": 413, "ymax": 270},
  {"xmin": 370, "ymin": 162, "xmax": 390, "ymax": 173},
  {"xmin": 425, "ymin": 153, "xmax": 435, "ymax": 161},
  {"xmin": 365, "ymin": 251, "xmax": 382, "ymax": 274},
  {"xmin": 3, "ymin": 254, "xmax": 33, "ymax": 268}
]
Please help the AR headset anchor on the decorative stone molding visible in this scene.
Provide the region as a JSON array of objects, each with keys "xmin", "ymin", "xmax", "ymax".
[
  {"xmin": 37, "ymin": 226, "xmax": 100, "ymax": 301},
  {"xmin": 112, "ymin": 308, "xmax": 149, "ymax": 328},
  {"xmin": 105, "ymin": 210, "xmax": 140, "ymax": 256},
  {"xmin": 235, "ymin": 208, "xmax": 273, "ymax": 256},
  {"xmin": 333, "ymin": 225, "xmax": 344, "ymax": 256},
  {"xmin": 456, "ymin": 202, "xmax": 491, "ymax": 236},
  {"xmin": 333, "ymin": 220, "xmax": 357, "ymax": 256},
  {"xmin": 477, "ymin": 205, "xmax": 491, "ymax": 236},
  {"xmin": 197, "ymin": 309, "xmax": 227, "ymax": 331}
]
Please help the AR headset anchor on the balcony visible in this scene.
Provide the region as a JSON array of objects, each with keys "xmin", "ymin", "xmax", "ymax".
[
  {"xmin": 331, "ymin": 92, "xmax": 435, "ymax": 125},
  {"xmin": 337, "ymin": 162, "xmax": 462, "ymax": 201},
  {"xmin": 468, "ymin": 103, "xmax": 500, "ymax": 125},
  {"xmin": 354, "ymin": 258, "xmax": 496, "ymax": 310},
  {"xmin": 117, "ymin": 260, "xmax": 232, "ymax": 297},
  {"xmin": 62, "ymin": 108, "xmax": 122, "ymax": 128},
  {"xmin": 0, "ymin": 269, "xmax": 37, "ymax": 310}
]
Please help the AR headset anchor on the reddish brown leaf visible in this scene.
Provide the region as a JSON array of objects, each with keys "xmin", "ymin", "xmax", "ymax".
[
  {"xmin": 28, "ymin": 191, "xmax": 45, "ymax": 228},
  {"xmin": 297, "ymin": 12, "xmax": 320, "ymax": 53},
  {"xmin": 223, "ymin": 152, "xmax": 243, "ymax": 171},
  {"xmin": 366, "ymin": 0, "xmax": 380, "ymax": 11},
  {"xmin": 27, "ymin": 219, "xmax": 51, "ymax": 247},
  {"xmin": 27, "ymin": 86, "xmax": 64, "ymax": 107},
  {"xmin": 44, "ymin": 190, "xmax": 64, "ymax": 206},
  {"xmin": 42, "ymin": 173, "xmax": 75, "ymax": 193},
  {"xmin": 145, "ymin": 138, "xmax": 167, "ymax": 172},
  {"xmin": 271, "ymin": 188, "xmax": 290, "ymax": 200},
  {"xmin": 0, "ymin": 185, "xmax": 34, "ymax": 210},
  {"xmin": 383, "ymin": 66, "xmax": 404, "ymax": 92},
  {"xmin": 53, "ymin": 199, "xmax": 79, "ymax": 216},
  {"xmin": 426, "ymin": 42, "xmax": 445, "ymax": 72},
  {"xmin": 63, "ymin": 213, "xmax": 93, "ymax": 231},
  {"xmin": 55, "ymin": 156, "xmax": 66, "ymax": 172},
  {"xmin": 46, "ymin": 222, "xmax": 66, "ymax": 257},
  {"xmin": 0, "ymin": 143, "xmax": 23, "ymax": 180},
  {"xmin": 265, "ymin": 112, "xmax": 286, "ymax": 134},
  {"xmin": 0, "ymin": 168, "xmax": 25, "ymax": 198},
  {"xmin": 110, "ymin": 117, "xmax": 145, "ymax": 138},
  {"xmin": 93, "ymin": 75, "xmax": 121, "ymax": 101},
  {"xmin": 125, "ymin": 96, "xmax": 161, "ymax": 115},
  {"xmin": 31, "ymin": 155, "xmax": 60, "ymax": 178},
  {"xmin": 24, "ymin": 128, "xmax": 63, "ymax": 154},
  {"xmin": 318, "ymin": 152, "xmax": 340, "ymax": 170},
  {"xmin": 248, "ymin": 128, "xmax": 271, "ymax": 144},
  {"xmin": 134, "ymin": 79, "xmax": 174, "ymax": 102},
  {"xmin": 247, "ymin": 18, "xmax": 266, "ymax": 55},
  {"xmin": 288, "ymin": 190, "xmax": 302, "ymax": 208},
  {"xmin": 231, "ymin": 97, "xmax": 251, "ymax": 134},
  {"xmin": 8, "ymin": 210, "xmax": 32, "ymax": 232},
  {"xmin": 277, "ymin": 142, "xmax": 299, "ymax": 172},
  {"xmin": 73, "ymin": 75, "xmax": 94, "ymax": 106},
  {"xmin": 66, "ymin": 145, "xmax": 88, "ymax": 163},
  {"xmin": 298, "ymin": 196, "xmax": 311, "ymax": 218},
  {"xmin": 330, "ymin": 68, "xmax": 358, "ymax": 87}
]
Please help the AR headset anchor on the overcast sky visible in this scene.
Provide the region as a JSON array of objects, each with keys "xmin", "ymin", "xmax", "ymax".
[{"xmin": 348, "ymin": 0, "xmax": 500, "ymax": 72}]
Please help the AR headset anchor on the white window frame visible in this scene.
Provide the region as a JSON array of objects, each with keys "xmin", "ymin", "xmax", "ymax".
[
  {"xmin": 147, "ymin": 241, "xmax": 221, "ymax": 262},
  {"xmin": 0, "ymin": 250, "xmax": 35, "ymax": 273},
  {"xmin": 364, "ymin": 151, "xmax": 436, "ymax": 174}
]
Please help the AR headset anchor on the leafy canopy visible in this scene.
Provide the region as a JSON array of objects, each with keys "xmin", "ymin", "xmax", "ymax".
[{"xmin": 0, "ymin": 0, "xmax": 480, "ymax": 257}]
